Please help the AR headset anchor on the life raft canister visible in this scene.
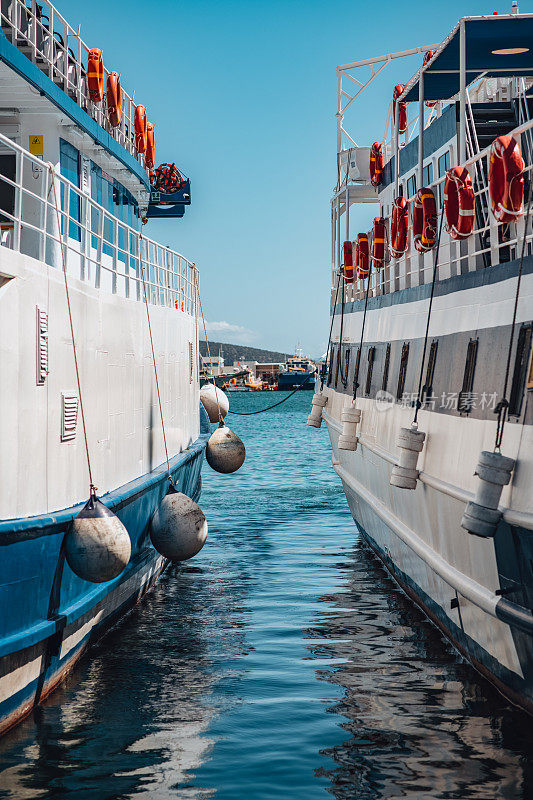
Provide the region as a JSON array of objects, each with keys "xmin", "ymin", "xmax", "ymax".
[
  {"xmin": 87, "ymin": 48, "xmax": 104, "ymax": 103},
  {"xmin": 145, "ymin": 123, "xmax": 155, "ymax": 169},
  {"xmin": 392, "ymin": 85, "xmax": 408, "ymax": 135},
  {"xmin": 343, "ymin": 240, "xmax": 354, "ymax": 283},
  {"xmin": 422, "ymin": 51, "xmax": 436, "ymax": 107},
  {"xmin": 391, "ymin": 197, "xmax": 409, "ymax": 257},
  {"xmin": 444, "ymin": 167, "xmax": 475, "ymax": 240},
  {"xmin": 412, "ymin": 187, "xmax": 437, "ymax": 252},
  {"xmin": 489, "ymin": 135, "xmax": 525, "ymax": 223},
  {"xmin": 134, "ymin": 104, "xmax": 147, "ymax": 153},
  {"xmin": 369, "ymin": 142, "xmax": 383, "ymax": 187},
  {"xmin": 106, "ymin": 71, "xmax": 122, "ymax": 127},
  {"xmin": 372, "ymin": 216, "xmax": 386, "ymax": 267},
  {"xmin": 355, "ymin": 233, "xmax": 370, "ymax": 279}
]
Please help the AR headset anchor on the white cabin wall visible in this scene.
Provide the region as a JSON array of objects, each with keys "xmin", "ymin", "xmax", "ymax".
[{"xmin": 0, "ymin": 246, "xmax": 199, "ymax": 519}]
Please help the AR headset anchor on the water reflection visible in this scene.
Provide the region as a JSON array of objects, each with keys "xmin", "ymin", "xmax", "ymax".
[
  {"xmin": 0, "ymin": 558, "xmax": 252, "ymax": 799},
  {"xmin": 311, "ymin": 539, "xmax": 533, "ymax": 800}
]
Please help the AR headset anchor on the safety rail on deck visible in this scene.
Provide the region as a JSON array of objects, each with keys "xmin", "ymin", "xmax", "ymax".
[
  {"xmin": 0, "ymin": 132, "xmax": 197, "ymax": 313},
  {"xmin": 335, "ymin": 114, "xmax": 533, "ymax": 304},
  {"xmin": 0, "ymin": 0, "xmax": 143, "ymax": 166}
]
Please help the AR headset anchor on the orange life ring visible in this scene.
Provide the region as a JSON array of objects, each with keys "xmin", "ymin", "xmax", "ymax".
[
  {"xmin": 391, "ymin": 197, "xmax": 409, "ymax": 257},
  {"xmin": 393, "ymin": 85, "xmax": 408, "ymax": 135},
  {"xmin": 489, "ymin": 135, "xmax": 525, "ymax": 223},
  {"xmin": 106, "ymin": 71, "xmax": 122, "ymax": 127},
  {"xmin": 372, "ymin": 217, "xmax": 386, "ymax": 268},
  {"xmin": 87, "ymin": 48, "xmax": 104, "ymax": 103},
  {"xmin": 145, "ymin": 123, "xmax": 155, "ymax": 169},
  {"xmin": 444, "ymin": 167, "xmax": 475, "ymax": 240},
  {"xmin": 343, "ymin": 240, "xmax": 353, "ymax": 283},
  {"xmin": 412, "ymin": 187, "xmax": 437, "ymax": 252},
  {"xmin": 423, "ymin": 51, "xmax": 436, "ymax": 107},
  {"xmin": 355, "ymin": 233, "xmax": 370, "ymax": 279},
  {"xmin": 369, "ymin": 142, "xmax": 383, "ymax": 187},
  {"xmin": 135, "ymin": 105, "xmax": 147, "ymax": 153}
]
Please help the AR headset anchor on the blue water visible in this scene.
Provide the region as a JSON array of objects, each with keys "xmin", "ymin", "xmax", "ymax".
[{"xmin": 1, "ymin": 391, "xmax": 532, "ymax": 799}]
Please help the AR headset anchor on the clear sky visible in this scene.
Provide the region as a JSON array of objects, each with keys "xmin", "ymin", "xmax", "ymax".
[{"xmin": 64, "ymin": 0, "xmax": 524, "ymax": 356}]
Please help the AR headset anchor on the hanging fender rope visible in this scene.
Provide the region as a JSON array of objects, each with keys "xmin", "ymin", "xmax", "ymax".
[
  {"xmin": 195, "ymin": 271, "xmax": 223, "ymax": 424},
  {"xmin": 413, "ymin": 208, "xmax": 445, "ymax": 425},
  {"xmin": 139, "ymin": 233, "xmax": 174, "ymax": 489},
  {"xmin": 494, "ymin": 183, "xmax": 533, "ymax": 452},
  {"xmin": 49, "ymin": 167, "xmax": 95, "ymax": 494},
  {"xmin": 352, "ymin": 265, "xmax": 373, "ymax": 400}
]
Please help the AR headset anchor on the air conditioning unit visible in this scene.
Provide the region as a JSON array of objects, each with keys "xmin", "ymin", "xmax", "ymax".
[{"xmin": 338, "ymin": 147, "xmax": 372, "ymax": 182}]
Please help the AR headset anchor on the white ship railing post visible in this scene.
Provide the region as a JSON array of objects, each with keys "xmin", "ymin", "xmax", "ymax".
[{"xmin": 459, "ymin": 18, "xmax": 466, "ymax": 165}]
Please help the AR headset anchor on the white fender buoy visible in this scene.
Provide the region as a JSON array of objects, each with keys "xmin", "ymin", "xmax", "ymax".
[
  {"xmin": 65, "ymin": 492, "xmax": 131, "ymax": 583},
  {"xmin": 390, "ymin": 425, "xmax": 426, "ymax": 489},
  {"xmin": 206, "ymin": 422, "xmax": 246, "ymax": 473},
  {"xmin": 200, "ymin": 383, "xmax": 229, "ymax": 423},
  {"xmin": 461, "ymin": 451, "xmax": 515, "ymax": 537},
  {"xmin": 307, "ymin": 393, "xmax": 327, "ymax": 427},
  {"xmin": 150, "ymin": 491, "xmax": 208, "ymax": 560},
  {"xmin": 338, "ymin": 403, "xmax": 361, "ymax": 451}
]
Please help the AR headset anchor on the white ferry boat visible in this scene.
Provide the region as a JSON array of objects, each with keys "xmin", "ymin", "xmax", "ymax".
[
  {"xmin": 0, "ymin": 1, "xmax": 208, "ymax": 734},
  {"xmin": 310, "ymin": 7, "xmax": 533, "ymax": 712}
]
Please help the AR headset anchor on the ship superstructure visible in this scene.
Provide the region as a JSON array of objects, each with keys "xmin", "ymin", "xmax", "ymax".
[
  {"xmin": 0, "ymin": 0, "xmax": 207, "ymax": 735},
  {"xmin": 315, "ymin": 8, "xmax": 533, "ymax": 712}
]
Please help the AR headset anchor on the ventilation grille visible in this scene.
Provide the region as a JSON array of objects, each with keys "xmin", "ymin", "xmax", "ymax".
[
  {"xmin": 36, "ymin": 307, "xmax": 48, "ymax": 385},
  {"xmin": 61, "ymin": 392, "xmax": 79, "ymax": 441}
]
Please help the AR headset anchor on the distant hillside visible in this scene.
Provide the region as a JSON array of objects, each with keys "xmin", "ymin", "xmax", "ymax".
[{"xmin": 199, "ymin": 340, "xmax": 289, "ymax": 364}]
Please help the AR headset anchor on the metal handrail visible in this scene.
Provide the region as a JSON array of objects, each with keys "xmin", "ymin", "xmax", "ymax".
[
  {"xmin": 0, "ymin": 0, "xmax": 143, "ymax": 166},
  {"xmin": 0, "ymin": 131, "xmax": 197, "ymax": 313}
]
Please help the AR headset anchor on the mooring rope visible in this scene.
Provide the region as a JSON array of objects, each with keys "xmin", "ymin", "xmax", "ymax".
[
  {"xmin": 139, "ymin": 233, "xmax": 173, "ymax": 489},
  {"xmin": 352, "ymin": 265, "xmax": 373, "ymax": 401},
  {"xmin": 49, "ymin": 168, "xmax": 95, "ymax": 494},
  {"xmin": 494, "ymin": 183, "xmax": 533, "ymax": 452},
  {"xmin": 227, "ymin": 371, "xmax": 315, "ymax": 415}
]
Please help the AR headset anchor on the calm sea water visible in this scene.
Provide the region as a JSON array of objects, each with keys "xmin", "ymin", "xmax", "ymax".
[{"xmin": 1, "ymin": 391, "xmax": 532, "ymax": 799}]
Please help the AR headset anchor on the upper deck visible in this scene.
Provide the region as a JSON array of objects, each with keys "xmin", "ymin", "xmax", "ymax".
[{"xmin": 332, "ymin": 11, "xmax": 533, "ymax": 304}]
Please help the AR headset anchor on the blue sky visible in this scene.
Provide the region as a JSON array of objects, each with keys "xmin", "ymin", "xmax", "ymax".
[{"xmin": 64, "ymin": 0, "xmax": 525, "ymax": 356}]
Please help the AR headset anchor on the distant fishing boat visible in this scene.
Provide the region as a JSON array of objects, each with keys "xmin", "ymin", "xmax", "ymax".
[
  {"xmin": 278, "ymin": 349, "xmax": 316, "ymax": 391},
  {"xmin": 311, "ymin": 6, "xmax": 533, "ymax": 713},
  {"xmin": 0, "ymin": 0, "xmax": 208, "ymax": 736}
]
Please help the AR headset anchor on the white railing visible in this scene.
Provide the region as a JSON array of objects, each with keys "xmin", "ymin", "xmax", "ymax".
[
  {"xmin": 0, "ymin": 0, "xmax": 143, "ymax": 166},
  {"xmin": 0, "ymin": 131, "xmax": 197, "ymax": 313},
  {"xmin": 336, "ymin": 114, "xmax": 533, "ymax": 304}
]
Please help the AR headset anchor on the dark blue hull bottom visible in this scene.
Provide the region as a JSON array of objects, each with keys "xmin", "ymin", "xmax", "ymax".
[
  {"xmin": 0, "ymin": 421, "xmax": 209, "ymax": 737},
  {"xmin": 277, "ymin": 374, "xmax": 315, "ymax": 391}
]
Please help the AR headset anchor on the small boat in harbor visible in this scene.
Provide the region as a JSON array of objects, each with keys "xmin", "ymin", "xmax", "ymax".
[
  {"xmin": 278, "ymin": 349, "xmax": 317, "ymax": 391},
  {"xmin": 0, "ymin": 0, "xmax": 209, "ymax": 736},
  {"xmin": 311, "ymin": 6, "xmax": 533, "ymax": 713}
]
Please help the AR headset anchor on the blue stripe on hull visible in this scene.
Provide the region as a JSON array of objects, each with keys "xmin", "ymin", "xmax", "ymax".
[
  {"xmin": 0, "ymin": 413, "xmax": 210, "ymax": 737},
  {"xmin": 357, "ymin": 521, "xmax": 533, "ymax": 715}
]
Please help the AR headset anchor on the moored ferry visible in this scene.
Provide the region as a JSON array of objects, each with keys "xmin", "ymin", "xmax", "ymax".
[
  {"xmin": 310, "ymin": 7, "xmax": 533, "ymax": 712},
  {"xmin": 278, "ymin": 349, "xmax": 317, "ymax": 390},
  {"xmin": 0, "ymin": 1, "xmax": 208, "ymax": 735}
]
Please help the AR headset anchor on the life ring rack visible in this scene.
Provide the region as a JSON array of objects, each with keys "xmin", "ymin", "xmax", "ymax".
[
  {"xmin": 489, "ymin": 135, "xmax": 525, "ymax": 223},
  {"xmin": 443, "ymin": 167, "xmax": 475, "ymax": 240},
  {"xmin": 412, "ymin": 188, "xmax": 437, "ymax": 252}
]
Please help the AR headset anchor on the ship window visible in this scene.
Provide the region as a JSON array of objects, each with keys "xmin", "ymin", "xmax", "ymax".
[
  {"xmin": 438, "ymin": 150, "xmax": 450, "ymax": 206},
  {"xmin": 382, "ymin": 343, "xmax": 391, "ymax": 391},
  {"xmin": 59, "ymin": 139, "xmax": 81, "ymax": 242},
  {"xmin": 365, "ymin": 346, "xmax": 375, "ymax": 395},
  {"xmin": 458, "ymin": 338, "xmax": 478, "ymax": 414},
  {"xmin": 407, "ymin": 174, "xmax": 417, "ymax": 199},
  {"xmin": 396, "ymin": 343, "xmax": 409, "ymax": 400},
  {"xmin": 423, "ymin": 163, "xmax": 433, "ymax": 187},
  {"xmin": 509, "ymin": 324, "xmax": 533, "ymax": 416},
  {"xmin": 422, "ymin": 340, "xmax": 438, "ymax": 404},
  {"xmin": 343, "ymin": 347, "xmax": 350, "ymax": 388}
]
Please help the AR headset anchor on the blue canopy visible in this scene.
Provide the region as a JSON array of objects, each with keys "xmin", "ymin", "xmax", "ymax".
[{"xmin": 402, "ymin": 14, "xmax": 533, "ymax": 103}]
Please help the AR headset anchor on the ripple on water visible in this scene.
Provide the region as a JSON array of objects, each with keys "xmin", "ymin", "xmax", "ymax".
[{"xmin": 0, "ymin": 393, "xmax": 532, "ymax": 800}]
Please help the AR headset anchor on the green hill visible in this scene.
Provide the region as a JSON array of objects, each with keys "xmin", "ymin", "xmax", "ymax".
[{"xmin": 199, "ymin": 340, "xmax": 289, "ymax": 364}]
